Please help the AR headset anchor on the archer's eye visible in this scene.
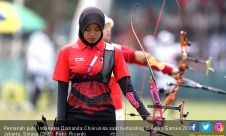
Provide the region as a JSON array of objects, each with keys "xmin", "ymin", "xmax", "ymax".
[
  {"xmin": 95, "ymin": 27, "xmax": 100, "ymax": 31},
  {"xmin": 85, "ymin": 27, "xmax": 91, "ymax": 31}
]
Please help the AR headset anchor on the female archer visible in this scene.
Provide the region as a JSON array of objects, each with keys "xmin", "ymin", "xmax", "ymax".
[{"xmin": 52, "ymin": 7, "xmax": 153, "ymax": 136}]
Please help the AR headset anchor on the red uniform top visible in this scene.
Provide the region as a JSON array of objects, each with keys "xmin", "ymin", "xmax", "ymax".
[
  {"xmin": 53, "ymin": 39, "xmax": 131, "ymax": 118},
  {"xmin": 53, "ymin": 39, "xmax": 130, "ymax": 83}
]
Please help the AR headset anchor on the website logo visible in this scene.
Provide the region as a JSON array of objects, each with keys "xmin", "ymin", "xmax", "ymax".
[
  {"xmin": 189, "ymin": 122, "xmax": 199, "ymax": 132},
  {"xmin": 201, "ymin": 122, "xmax": 211, "ymax": 133},
  {"xmin": 214, "ymin": 122, "xmax": 224, "ymax": 132}
]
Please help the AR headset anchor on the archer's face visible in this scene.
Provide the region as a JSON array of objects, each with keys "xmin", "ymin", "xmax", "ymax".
[
  {"xmin": 83, "ymin": 23, "xmax": 102, "ymax": 43},
  {"xmin": 103, "ymin": 23, "xmax": 112, "ymax": 42}
]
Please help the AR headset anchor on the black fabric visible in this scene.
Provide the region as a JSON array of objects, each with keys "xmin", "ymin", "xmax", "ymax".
[
  {"xmin": 66, "ymin": 103, "xmax": 115, "ymax": 121},
  {"xmin": 101, "ymin": 44, "xmax": 114, "ymax": 83},
  {"xmin": 79, "ymin": 7, "xmax": 105, "ymax": 34},
  {"xmin": 56, "ymin": 81, "xmax": 68, "ymax": 127},
  {"xmin": 117, "ymin": 77, "xmax": 134, "ymax": 95},
  {"xmin": 78, "ymin": 7, "xmax": 105, "ymax": 47},
  {"xmin": 118, "ymin": 77, "xmax": 150, "ymax": 120},
  {"xmin": 31, "ymin": 86, "xmax": 41, "ymax": 107},
  {"xmin": 71, "ymin": 89, "xmax": 111, "ymax": 105}
]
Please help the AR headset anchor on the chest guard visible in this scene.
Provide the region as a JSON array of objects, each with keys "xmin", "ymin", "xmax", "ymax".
[{"xmin": 71, "ymin": 42, "xmax": 114, "ymax": 84}]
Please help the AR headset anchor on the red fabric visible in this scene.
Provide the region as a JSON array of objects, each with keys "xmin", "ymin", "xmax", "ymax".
[
  {"xmin": 121, "ymin": 45, "xmax": 146, "ymax": 66},
  {"xmin": 52, "ymin": 46, "xmax": 70, "ymax": 82},
  {"xmin": 113, "ymin": 46, "xmax": 130, "ymax": 81},
  {"xmin": 151, "ymin": 65, "xmax": 161, "ymax": 71},
  {"xmin": 50, "ymin": 129, "xmax": 56, "ymax": 136},
  {"xmin": 109, "ymin": 77, "xmax": 123, "ymax": 109},
  {"xmin": 121, "ymin": 45, "xmax": 136, "ymax": 63},
  {"xmin": 67, "ymin": 93, "xmax": 111, "ymax": 114},
  {"xmin": 73, "ymin": 81, "xmax": 110, "ymax": 96},
  {"xmin": 53, "ymin": 39, "xmax": 130, "ymax": 82},
  {"xmin": 162, "ymin": 65, "xmax": 173, "ymax": 74}
]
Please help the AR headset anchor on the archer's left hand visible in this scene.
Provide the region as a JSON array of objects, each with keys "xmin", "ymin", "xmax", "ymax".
[{"xmin": 170, "ymin": 68, "xmax": 179, "ymax": 80}]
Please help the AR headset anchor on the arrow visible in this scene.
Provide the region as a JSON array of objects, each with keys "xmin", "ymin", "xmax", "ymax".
[{"xmin": 167, "ymin": 78, "xmax": 226, "ymax": 95}]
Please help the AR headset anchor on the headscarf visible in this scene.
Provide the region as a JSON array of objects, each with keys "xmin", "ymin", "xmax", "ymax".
[{"xmin": 78, "ymin": 7, "xmax": 105, "ymax": 47}]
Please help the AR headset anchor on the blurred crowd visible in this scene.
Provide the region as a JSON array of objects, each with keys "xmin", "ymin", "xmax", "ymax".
[{"xmin": 110, "ymin": 0, "xmax": 226, "ymax": 72}]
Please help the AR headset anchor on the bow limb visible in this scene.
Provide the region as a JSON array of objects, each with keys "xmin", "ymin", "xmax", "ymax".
[
  {"xmin": 153, "ymin": 0, "xmax": 166, "ymax": 37},
  {"xmin": 165, "ymin": 31, "xmax": 188, "ymax": 106},
  {"xmin": 130, "ymin": 4, "xmax": 165, "ymax": 136},
  {"xmin": 130, "ymin": 4, "xmax": 155, "ymax": 78},
  {"xmin": 162, "ymin": 0, "xmax": 188, "ymax": 106},
  {"xmin": 140, "ymin": 0, "xmax": 166, "ymax": 103},
  {"xmin": 130, "ymin": 2, "xmax": 162, "ymax": 117}
]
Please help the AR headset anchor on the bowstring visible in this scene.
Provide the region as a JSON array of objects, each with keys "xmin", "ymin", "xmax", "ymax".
[
  {"xmin": 176, "ymin": 0, "xmax": 186, "ymax": 31},
  {"xmin": 153, "ymin": 0, "xmax": 166, "ymax": 37},
  {"xmin": 125, "ymin": 0, "xmax": 166, "ymax": 123}
]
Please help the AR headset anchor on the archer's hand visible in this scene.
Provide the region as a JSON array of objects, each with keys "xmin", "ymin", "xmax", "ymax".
[{"xmin": 170, "ymin": 68, "xmax": 179, "ymax": 80}]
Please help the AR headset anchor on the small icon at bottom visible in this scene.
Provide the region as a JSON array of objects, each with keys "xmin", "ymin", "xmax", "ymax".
[{"xmin": 189, "ymin": 122, "xmax": 199, "ymax": 132}]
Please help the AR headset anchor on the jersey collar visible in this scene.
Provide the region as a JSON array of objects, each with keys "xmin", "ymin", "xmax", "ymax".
[{"xmin": 77, "ymin": 39, "xmax": 105, "ymax": 51}]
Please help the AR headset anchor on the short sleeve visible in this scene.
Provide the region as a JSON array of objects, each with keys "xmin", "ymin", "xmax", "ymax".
[
  {"xmin": 52, "ymin": 48, "xmax": 69, "ymax": 82},
  {"xmin": 113, "ymin": 48, "xmax": 131, "ymax": 81},
  {"xmin": 121, "ymin": 45, "xmax": 136, "ymax": 63}
]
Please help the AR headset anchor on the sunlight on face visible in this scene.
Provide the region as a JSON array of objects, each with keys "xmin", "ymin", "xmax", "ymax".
[
  {"xmin": 83, "ymin": 23, "xmax": 102, "ymax": 43},
  {"xmin": 103, "ymin": 23, "xmax": 112, "ymax": 42}
]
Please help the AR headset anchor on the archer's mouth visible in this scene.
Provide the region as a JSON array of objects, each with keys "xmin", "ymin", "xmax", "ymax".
[{"xmin": 88, "ymin": 38, "xmax": 97, "ymax": 42}]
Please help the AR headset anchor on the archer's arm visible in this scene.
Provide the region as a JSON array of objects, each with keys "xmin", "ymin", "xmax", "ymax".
[
  {"xmin": 118, "ymin": 77, "xmax": 150, "ymax": 120},
  {"xmin": 121, "ymin": 45, "xmax": 178, "ymax": 76}
]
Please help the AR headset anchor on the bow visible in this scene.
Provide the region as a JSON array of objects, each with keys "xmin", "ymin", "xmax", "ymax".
[
  {"xmin": 129, "ymin": 3, "xmax": 188, "ymax": 136},
  {"xmin": 164, "ymin": 31, "xmax": 189, "ymax": 106},
  {"xmin": 164, "ymin": 42, "xmax": 225, "ymax": 104},
  {"xmin": 164, "ymin": 1, "xmax": 189, "ymax": 107}
]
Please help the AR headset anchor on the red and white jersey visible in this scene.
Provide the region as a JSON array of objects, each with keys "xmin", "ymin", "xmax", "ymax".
[{"xmin": 53, "ymin": 40, "xmax": 130, "ymax": 82}]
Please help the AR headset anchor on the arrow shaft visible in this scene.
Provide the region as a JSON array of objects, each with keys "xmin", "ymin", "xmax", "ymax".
[
  {"xmin": 169, "ymin": 82, "xmax": 226, "ymax": 95},
  {"xmin": 200, "ymin": 85, "xmax": 226, "ymax": 95},
  {"xmin": 187, "ymin": 57, "xmax": 207, "ymax": 64}
]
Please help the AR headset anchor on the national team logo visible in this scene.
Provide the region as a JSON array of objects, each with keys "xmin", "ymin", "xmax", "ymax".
[{"xmin": 74, "ymin": 57, "xmax": 84, "ymax": 62}]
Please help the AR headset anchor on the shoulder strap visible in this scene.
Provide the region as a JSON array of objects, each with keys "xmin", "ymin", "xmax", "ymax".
[
  {"xmin": 101, "ymin": 42, "xmax": 115, "ymax": 83},
  {"xmin": 105, "ymin": 42, "xmax": 115, "ymax": 51}
]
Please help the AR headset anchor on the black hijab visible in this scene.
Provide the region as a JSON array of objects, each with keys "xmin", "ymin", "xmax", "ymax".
[{"xmin": 78, "ymin": 7, "xmax": 105, "ymax": 47}]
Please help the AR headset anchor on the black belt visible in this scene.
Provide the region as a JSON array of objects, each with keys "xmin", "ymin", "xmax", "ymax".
[{"xmin": 71, "ymin": 89, "xmax": 111, "ymax": 105}]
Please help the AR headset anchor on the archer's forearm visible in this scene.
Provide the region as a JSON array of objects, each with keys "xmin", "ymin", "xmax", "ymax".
[
  {"xmin": 56, "ymin": 81, "xmax": 68, "ymax": 126},
  {"xmin": 121, "ymin": 45, "xmax": 176, "ymax": 75},
  {"xmin": 117, "ymin": 77, "xmax": 150, "ymax": 119}
]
